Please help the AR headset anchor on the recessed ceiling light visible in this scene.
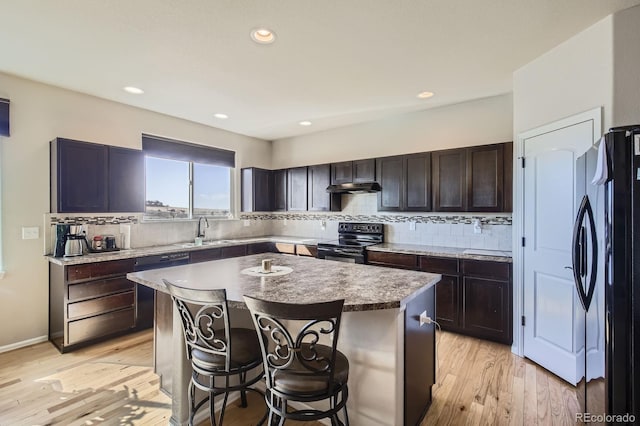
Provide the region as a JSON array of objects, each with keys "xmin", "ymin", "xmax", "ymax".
[
  {"xmin": 214, "ymin": 113, "xmax": 229, "ymax": 119},
  {"xmin": 123, "ymin": 86, "xmax": 144, "ymax": 95},
  {"xmin": 417, "ymin": 91, "xmax": 434, "ymax": 99},
  {"xmin": 299, "ymin": 120, "xmax": 312, "ymax": 126},
  {"xmin": 250, "ymin": 28, "xmax": 276, "ymax": 44}
]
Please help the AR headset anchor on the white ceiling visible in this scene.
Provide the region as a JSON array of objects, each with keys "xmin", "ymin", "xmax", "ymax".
[{"xmin": 0, "ymin": 0, "xmax": 638, "ymax": 140}]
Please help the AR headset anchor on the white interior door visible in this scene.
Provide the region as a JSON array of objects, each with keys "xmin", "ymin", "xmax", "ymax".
[{"xmin": 521, "ymin": 116, "xmax": 597, "ymax": 385}]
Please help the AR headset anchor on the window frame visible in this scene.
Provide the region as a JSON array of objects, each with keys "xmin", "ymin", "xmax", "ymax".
[{"xmin": 143, "ymin": 155, "xmax": 235, "ymax": 222}]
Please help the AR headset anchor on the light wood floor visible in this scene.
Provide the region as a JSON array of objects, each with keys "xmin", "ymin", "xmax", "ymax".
[{"xmin": 0, "ymin": 330, "xmax": 579, "ymax": 425}]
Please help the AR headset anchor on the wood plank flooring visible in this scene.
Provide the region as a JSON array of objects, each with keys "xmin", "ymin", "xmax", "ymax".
[
  {"xmin": 0, "ymin": 329, "xmax": 579, "ymax": 425},
  {"xmin": 421, "ymin": 331, "xmax": 580, "ymax": 425}
]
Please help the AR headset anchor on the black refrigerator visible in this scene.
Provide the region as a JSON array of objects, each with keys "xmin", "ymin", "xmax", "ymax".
[{"xmin": 573, "ymin": 125, "xmax": 640, "ymax": 422}]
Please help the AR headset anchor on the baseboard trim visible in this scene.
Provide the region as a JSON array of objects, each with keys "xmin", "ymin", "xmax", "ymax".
[{"xmin": 0, "ymin": 335, "xmax": 48, "ymax": 354}]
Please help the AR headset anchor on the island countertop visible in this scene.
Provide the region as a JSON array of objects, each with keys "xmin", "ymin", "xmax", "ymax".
[{"xmin": 126, "ymin": 252, "xmax": 441, "ymax": 312}]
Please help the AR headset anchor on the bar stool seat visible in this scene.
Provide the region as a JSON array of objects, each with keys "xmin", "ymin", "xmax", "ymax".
[
  {"xmin": 272, "ymin": 344, "xmax": 349, "ymax": 394},
  {"xmin": 191, "ymin": 328, "xmax": 262, "ymax": 369}
]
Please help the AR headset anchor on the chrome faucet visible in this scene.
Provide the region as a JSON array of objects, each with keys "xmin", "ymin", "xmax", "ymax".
[{"xmin": 197, "ymin": 216, "xmax": 209, "ymax": 238}]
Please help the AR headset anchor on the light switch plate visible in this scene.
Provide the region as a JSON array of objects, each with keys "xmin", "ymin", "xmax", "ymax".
[
  {"xmin": 243, "ymin": 220, "xmax": 250, "ymax": 227},
  {"xmin": 22, "ymin": 226, "xmax": 39, "ymax": 240},
  {"xmin": 409, "ymin": 221, "xmax": 416, "ymax": 231}
]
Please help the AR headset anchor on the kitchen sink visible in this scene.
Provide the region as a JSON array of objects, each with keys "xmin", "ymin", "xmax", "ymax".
[{"xmin": 174, "ymin": 239, "xmax": 238, "ymax": 248}]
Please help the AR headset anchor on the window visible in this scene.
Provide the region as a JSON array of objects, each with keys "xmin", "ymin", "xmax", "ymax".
[{"xmin": 142, "ymin": 134, "xmax": 234, "ymax": 220}]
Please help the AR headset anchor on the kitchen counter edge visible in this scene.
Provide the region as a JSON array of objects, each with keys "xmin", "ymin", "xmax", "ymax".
[
  {"xmin": 45, "ymin": 236, "xmax": 320, "ymax": 266},
  {"xmin": 367, "ymin": 243, "xmax": 512, "ymax": 263}
]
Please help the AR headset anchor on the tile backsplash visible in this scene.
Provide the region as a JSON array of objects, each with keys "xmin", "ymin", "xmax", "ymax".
[{"xmin": 44, "ymin": 193, "xmax": 513, "ymax": 254}]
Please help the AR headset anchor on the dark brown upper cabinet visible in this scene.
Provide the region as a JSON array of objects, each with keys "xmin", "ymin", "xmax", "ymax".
[
  {"xmin": 51, "ymin": 138, "xmax": 145, "ymax": 214},
  {"xmin": 273, "ymin": 169, "xmax": 287, "ymax": 211},
  {"xmin": 287, "ymin": 166, "xmax": 308, "ymax": 211},
  {"xmin": 432, "ymin": 142, "xmax": 512, "ymax": 212},
  {"xmin": 432, "ymin": 148, "xmax": 467, "ymax": 212},
  {"xmin": 241, "ymin": 167, "xmax": 273, "ymax": 212},
  {"xmin": 377, "ymin": 153, "xmax": 431, "ymax": 212},
  {"xmin": 330, "ymin": 159, "xmax": 375, "ymax": 185},
  {"xmin": 51, "ymin": 138, "xmax": 109, "ymax": 213},
  {"xmin": 405, "ymin": 153, "xmax": 432, "ymax": 211},
  {"xmin": 308, "ymin": 164, "xmax": 341, "ymax": 211},
  {"xmin": 377, "ymin": 156, "xmax": 404, "ymax": 211},
  {"xmin": 466, "ymin": 144, "xmax": 504, "ymax": 212},
  {"xmin": 108, "ymin": 146, "xmax": 145, "ymax": 213}
]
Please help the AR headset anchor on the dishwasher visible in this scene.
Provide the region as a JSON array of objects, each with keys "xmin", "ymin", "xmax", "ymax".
[{"xmin": 134, "ymin": 251, "xmax": 190, "ymax": 329}]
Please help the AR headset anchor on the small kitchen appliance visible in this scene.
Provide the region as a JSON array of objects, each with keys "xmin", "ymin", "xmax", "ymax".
[
  {"xmin": 317, "ymin": 222, "xmax": 384, "ymax": 263},
  {"xmin": 64, "ymin": 225, "xmax": 85, "ymax": 257}
]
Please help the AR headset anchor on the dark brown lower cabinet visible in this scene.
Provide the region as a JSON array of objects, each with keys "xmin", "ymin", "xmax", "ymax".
[
  {"xmin": 189, "ymin": 244, "xmax": 248, "ymax": 263},
  {"xmin": 369, "ymin": 251, "xmax": 513, "ymax": 345},
  {"xmin": 247, "ymin": 242, "xmax": 274, "ymax": 254},
  {"xmin": 460, "ymin": 259, "xmax": 512, "ymax": 344},
  {"xmin": 366, "ymin": 250, "xmax": 418, "ymax": 269},
  {"xmin": 49, "ymin": 258, "xmax": 137, "ymax": 353},
  {"xmin": 434, "ymin": 275, "xmax": 460, "ymax": 329},
  {"xmin": 463, "ymin": 276, "xmax": 511, "ymax": 343}
]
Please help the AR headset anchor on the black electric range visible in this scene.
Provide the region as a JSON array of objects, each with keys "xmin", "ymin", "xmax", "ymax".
[{"xmin": 317, "ymin": 222, "xmax": 384, "ymax": 264}]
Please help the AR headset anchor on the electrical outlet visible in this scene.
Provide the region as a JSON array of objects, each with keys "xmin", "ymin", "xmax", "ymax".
[
  {"xmin": 283, "ymin": 218, "xmax": 287, "ymax": 226},
  {"xmin": 243, "ymin": 219, "xmax": 250, "ymax": 227},
  {"xmin": 409, "ymin": 221, "xmax": 416, "ymax": 231},
  {"xmin": 321, "ymin": 220, "xmax": 326, "ymax": 230},
  {"xmin": 22, "ymin": 226, "xmax": 39, "ymax": 240}
]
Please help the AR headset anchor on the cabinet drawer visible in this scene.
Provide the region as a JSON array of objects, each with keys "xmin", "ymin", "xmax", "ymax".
[
  {"xmin": 461, "ymin": 259, "xmax": 510, "ymax": 281},
  {"xmin": 367, "ymin": 251, "xmax": 417, "ymax": 270},
  {"xmin": 273, "ymin": 243, "xmax": 296, "ymax": 255},
  {"xmin": 247, "ymin": 242, "xmax": 274, "ymax": 254},
  {"xmin": 67, "ymin": 291, "xmax": 135, "ymax": 319},
  {"xmin": 67, "ymin": 307, "xmax": 135, "ymax": 345},
  {"xmin": 66, "ymin": 258, "xmax": 135, "ymax": 282},
  {"xmin": 190, "ymin": 248, "xmax": 222, "ymax": 263},
  {"xmin": 221, "ymin": 245, "xmax": 247, "ymax": 258},
  {"xmin": 68, "ymin": 276, "xmax": 134, "ymax": 301},
  {"xmin": 419, "ymin": 256, "xmax": 459, "ymax": 275},
  {"xmin": 296, "ymin": 244, "xmax": 317, "ymax": 257}
]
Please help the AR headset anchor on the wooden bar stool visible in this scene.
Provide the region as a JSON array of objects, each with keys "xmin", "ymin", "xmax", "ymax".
[
  {"xmin": 244, "ymin": 296, "xmax": 350, "ymax": 425},
  {"xmin": 163, "ymin": 280, "xmax": 266, "ymax": 426}
]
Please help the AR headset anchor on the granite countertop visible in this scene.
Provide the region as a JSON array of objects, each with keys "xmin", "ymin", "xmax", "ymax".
[
  {"xmin": 367, "ymin": 243, "xmax": 512, "ymax": 263},
  {"xmin": 46, "ymin": 236, "xmax": 320, "ymax": 266},
  {"xmin": 127, "ymin": 253, "xmax": 440, "ymax": 312}
]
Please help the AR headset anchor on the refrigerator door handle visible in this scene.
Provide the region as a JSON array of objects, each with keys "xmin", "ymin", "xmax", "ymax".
[
  {"xmin": 582, "ymin": 197, "xmax": 598, "ymax": 312},
  {"xmin": 572, "ymin": 195, "xmax": 598, "ymax": 311}
]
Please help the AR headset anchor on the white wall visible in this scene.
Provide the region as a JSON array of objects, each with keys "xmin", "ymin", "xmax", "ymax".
[
  {"xmin": 0, "ymin": 72, "xmax": 271, "ymax": 348},
  {"xmin": 513, "ymin": 16, "xmax": 614, "ymax": 135},
  {"xmin": 272, "ymin": 94, "xmax": 513, "ymax": 168},
  {"xmin": 612, "ymin": 5, "xmax": 640, "ymax": 126}
]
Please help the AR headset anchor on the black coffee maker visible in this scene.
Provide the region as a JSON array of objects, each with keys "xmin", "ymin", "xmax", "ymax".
[{"xmin": 53, "ymin": 224, "xmax": 86, "ymax": 257}]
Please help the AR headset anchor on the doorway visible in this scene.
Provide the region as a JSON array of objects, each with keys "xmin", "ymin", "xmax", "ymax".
[{"xmin": 514, "ymin": 108, "xmax": 601, "ymax": 384}]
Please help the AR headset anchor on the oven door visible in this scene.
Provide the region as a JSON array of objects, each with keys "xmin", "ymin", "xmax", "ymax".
[{"xmin": 317, "ymin": 246, "xmax": 365, "ymax": 264}]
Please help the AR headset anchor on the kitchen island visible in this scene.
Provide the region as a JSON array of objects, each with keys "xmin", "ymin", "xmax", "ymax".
[{"xmin": 127, "ymin": 253, "xmax": 441, "ymax": 426}]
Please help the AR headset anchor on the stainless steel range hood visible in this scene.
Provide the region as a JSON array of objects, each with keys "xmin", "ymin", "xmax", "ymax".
[{"xmin": 326, "ymin": 182, "xmax": 382, "ymax": 194}]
